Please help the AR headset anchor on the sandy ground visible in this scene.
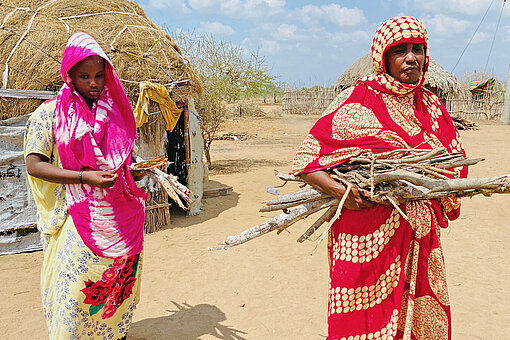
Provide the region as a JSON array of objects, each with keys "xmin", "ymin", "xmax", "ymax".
[{"xmin": 1, "ymin": 103, "xmax": 510, "ymax": 339}]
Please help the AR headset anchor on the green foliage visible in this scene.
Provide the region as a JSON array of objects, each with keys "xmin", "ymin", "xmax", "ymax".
[
  {"xmin": 168, "ymin": 29, "xmax": 279, "ymax": 168},
  {"xmin": 89, "ymin": 303, "xmax": 104, "ymax": 317},
  {"xmin": 299, "ymin": 85, "xmax": 333, "ymax": 91}
]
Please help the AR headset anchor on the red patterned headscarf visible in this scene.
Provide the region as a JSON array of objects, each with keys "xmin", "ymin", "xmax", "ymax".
[{"xmin": 370, "ymin": 16, "xmax": 429, "ymax": 94}]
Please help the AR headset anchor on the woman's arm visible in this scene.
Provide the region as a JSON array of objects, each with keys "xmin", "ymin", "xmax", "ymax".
[
  {"xmin": 300, "ymin": 170, "xmax": 374, "ymax": 210},
  {"xmin": 26, "ymin": 153, "xmax": 118, "ymax": 188}
]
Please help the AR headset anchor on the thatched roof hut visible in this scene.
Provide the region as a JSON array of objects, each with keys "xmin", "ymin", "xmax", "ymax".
[
  {"xmin": 0, "ymin": 0, "xmax": 206, "ymax": 248},
  {"xmin": 0, "ymin": 0, "xmax": 201, "ymax": 118},
  {"xmin": 334, "ymin": 53, "xmax": 463, "ymax": 104}
]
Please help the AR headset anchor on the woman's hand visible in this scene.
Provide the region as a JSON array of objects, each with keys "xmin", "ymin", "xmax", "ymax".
[
  {"xmin": 26, "ymin": 153, "xmax": 118, "ymax": 188},
  {"xmin": 300, "ymin": 171, "xmax": 374, "ymax": 211},
  {"xmin": 82, "ymin": 171, "xmax": 118, "ymax": 188}
]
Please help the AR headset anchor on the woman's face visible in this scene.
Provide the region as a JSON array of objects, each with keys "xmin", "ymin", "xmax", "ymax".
[
  {"xmin": 68, "ymin": 55, "xmax": 106, "ymax": 101},
  {"xmin": 384, "ymin": 43, "xmax": 425, "ymax": 84}
]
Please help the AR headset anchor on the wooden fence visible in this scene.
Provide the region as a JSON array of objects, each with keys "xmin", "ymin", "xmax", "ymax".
[
  {"xmin": 282, "ymin": 88, "xmax": 336, "ymax": 115},
  {"xmin": 282, "ymin": 87, "xmax": 505, "ymax": 120},
  {"xmin": 446, "ymin": 90, "xmax": 504, "ymax": 121}
]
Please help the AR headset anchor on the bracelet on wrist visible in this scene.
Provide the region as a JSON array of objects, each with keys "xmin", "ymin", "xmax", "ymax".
[{"xmin": 79, "ymin": 170, "xmax": 83, "ymax": 184}]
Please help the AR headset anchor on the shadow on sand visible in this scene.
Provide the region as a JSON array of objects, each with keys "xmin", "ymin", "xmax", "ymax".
[
  {"xmin": 128, "ymin": 301, "xmax": 247, "ymax": 340},
  {"xmin": 161, "ymin": 158, "xmax": 288, "ymax": 230},
  {"xmin": 164, "ymin": 179, "xmax": 240, "ymax": 230},
  {"xmin": 209, "ymin": 159, "xmax": 288, "ymax": 175}
]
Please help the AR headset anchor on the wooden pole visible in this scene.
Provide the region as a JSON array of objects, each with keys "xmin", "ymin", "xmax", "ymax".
[
  {"xmin": 501, "ymin": 63, "xmax": 510, "ymax": 124},
  {"xmin": 183, "ymin": 107, "xmax": 190, "ymax": 171}
]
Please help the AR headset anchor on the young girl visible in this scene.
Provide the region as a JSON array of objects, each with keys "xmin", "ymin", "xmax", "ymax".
[{"xmin": 25, "ymin": 32, "xmax": 147, "ymax": 339}]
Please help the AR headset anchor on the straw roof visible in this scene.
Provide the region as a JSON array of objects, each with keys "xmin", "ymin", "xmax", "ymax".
[
  {"xmin": 334, "ymin": 53, "xmax": 463, "ymax": 103},
  {"xmin": 0, "ymin": 0, "xmax": 201, "ymax": 118}
]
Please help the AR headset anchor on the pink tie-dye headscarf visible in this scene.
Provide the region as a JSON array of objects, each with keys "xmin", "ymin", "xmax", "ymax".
[{"xmin": 54, "ymin": 32, "xmax": 147, "ymax": 258}]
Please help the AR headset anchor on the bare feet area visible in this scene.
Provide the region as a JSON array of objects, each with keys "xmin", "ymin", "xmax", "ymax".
[{"xmin": 1, "ymin": 103, "xmax": 509, "ymax": 339}]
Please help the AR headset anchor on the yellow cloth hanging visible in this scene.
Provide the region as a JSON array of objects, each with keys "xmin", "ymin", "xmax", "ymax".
[{"xmin": 133, "ymin": 81, "xmax": 183, "ymax": 131}]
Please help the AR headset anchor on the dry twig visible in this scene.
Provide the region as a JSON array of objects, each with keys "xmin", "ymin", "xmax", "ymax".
[
  {"xmin": 132, "ymin": 153, "xmax": 194, "ymax": 210},
  {"xmin": 210, "ymin": 148, "xmax": 509, "ymax": 251}
]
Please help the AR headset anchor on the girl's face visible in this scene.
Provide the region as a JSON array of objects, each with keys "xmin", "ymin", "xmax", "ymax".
[
  {"xmin": 68, "ymin": 55, "xmax": 106, "ymax": 101},
  {"xmin": 384, "ymin": 43, "xmax": 425, "ymax": 84}
]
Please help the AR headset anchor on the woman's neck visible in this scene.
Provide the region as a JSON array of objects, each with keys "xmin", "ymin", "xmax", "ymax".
[
  {"xmin": 75, "ymin": 89, "xmax": 95, "ymax": 109},
  {"xmin": 83, "ymin": 96, "xmax": 95, "ymax": 110}
]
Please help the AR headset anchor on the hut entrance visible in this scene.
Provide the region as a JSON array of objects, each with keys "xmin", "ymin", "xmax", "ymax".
[{"xmin": 167, "ymin": 111, "xmax": 188, "ymax": 186}]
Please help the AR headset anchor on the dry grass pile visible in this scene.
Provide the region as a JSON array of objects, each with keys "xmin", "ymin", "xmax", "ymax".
[{"xmin": 0, "ymin": 0, "xmax": 201, "ymax": 118}]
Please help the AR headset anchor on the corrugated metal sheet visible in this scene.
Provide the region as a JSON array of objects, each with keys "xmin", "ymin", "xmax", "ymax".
[{"xmin": 0, "ymin": 115, "xmax": 41, "ymax": 255}]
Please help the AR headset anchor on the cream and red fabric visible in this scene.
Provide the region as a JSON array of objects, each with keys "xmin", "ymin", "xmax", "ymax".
[
  {"xmin": 292, "ymin": 16, "xmax": 466, "ymax": 339},
  {"xmin": 54, "ymin": 33, "xmax": 147, "ymax": 258}
]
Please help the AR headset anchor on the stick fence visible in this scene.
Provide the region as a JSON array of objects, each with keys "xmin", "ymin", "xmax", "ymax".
[
  {"xmin": 446, "ymin": 90, "xmax": 504, "ymax": 121},
  {"xmin": 282, "ymin": 88, "xmax": 335, "ymax": 115}
]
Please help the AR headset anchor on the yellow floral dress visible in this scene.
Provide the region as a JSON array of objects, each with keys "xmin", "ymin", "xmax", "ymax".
[{"xmin": 25, "ymin": 99, "xmax": 142, "ymax": 340}]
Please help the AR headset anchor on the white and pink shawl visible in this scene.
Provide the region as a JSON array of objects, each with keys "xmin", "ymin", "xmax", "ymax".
[{"xmin": 54, "ymin": 33, "xmax": 147, "ymax": 258}]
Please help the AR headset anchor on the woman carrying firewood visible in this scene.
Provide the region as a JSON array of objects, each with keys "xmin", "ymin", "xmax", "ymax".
[
  {"xmin": 24, "ymin": 33, "xmax": 147, "ymax": 339},
  {"xmin": 293, "ymin": 16, "xmax": 466, "ymax": 339}
]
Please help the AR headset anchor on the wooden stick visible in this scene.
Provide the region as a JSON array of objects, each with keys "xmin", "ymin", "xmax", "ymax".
[
  {"xmin": 377, "ymin": 148, "xmax": 445, "ymax": 164},
  {"xmin": 384, "ymin": 195, "xmax": 409, "ymax": 220},
  {"xmin": 274, "ymin": 170, "xmax": 304, "ymax": 183},
  {"xmin": 297, "ymin": 205, "xmax": 336, "ymax": 243},
  {"xmin": 134, "ymin": 153, "xmax": 195, "ymax": 210},
  {"xmin": 209, "ymin": 198, "xmax": 338, "ymax": 250},
  {"xmin": 260, "ymin": 193, "xmax": 331, "ymax": 212},
  {"xmin": 419, "ymin": 167, "xmax": 450, "ymax": 180},
  {"xmin": 210, "ymin": 150, "xmax": 510, "ymax": 251},
  {"xmin": 422, "ymin": 165, "xmax": 458, "ymax": 176},
  {"xmin": 312, "ymin": 183, "xmax": 352, "ymax": 254},
  {"xmin": 276, "ymin": 199, "xmax": 338, "ymax": 234},
  {"xmin": 264, "ymin": 187, "xmax": 324, "ymax": 205}
]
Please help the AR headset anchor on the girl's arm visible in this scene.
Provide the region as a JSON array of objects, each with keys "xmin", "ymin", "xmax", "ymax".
[
  {"xmin": 300, "ymin": 170, "xmax": 374, "ymax": 210},
  {"xmin": 26, "ymin": 153, "xmax": 118, "ymax": 188}
]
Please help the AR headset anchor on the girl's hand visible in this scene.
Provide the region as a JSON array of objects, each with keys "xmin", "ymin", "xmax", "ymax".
[{"xmin": 82, "ymin": 171, "xmax": 118, "ymax": 188}]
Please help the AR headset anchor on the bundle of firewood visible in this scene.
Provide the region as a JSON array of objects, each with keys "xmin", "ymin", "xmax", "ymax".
[
  {"xmin": 452, "ymin": 116, "xmax": 478, "ymax": 130},
  {"xmin": 130, "ymin": 154, "xmax": 194, "ymax": 210},
  {"xmin": 210, "ymin": 148, "xmax": 510, "ymax": 250}
]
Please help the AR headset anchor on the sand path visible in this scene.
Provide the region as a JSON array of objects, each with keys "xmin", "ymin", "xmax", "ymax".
[{"xmin": 1, "ymin": 106, "xmax": 509, "ymax": 339}]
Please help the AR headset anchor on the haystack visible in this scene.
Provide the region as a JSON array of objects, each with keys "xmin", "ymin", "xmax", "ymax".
[
  {"xmin": 0, "ymin": 0, "xmax": 205, "ymax": 249},
  {"xmin": 334, "ymin": 53, "xmax": 463, "ymax": 104}
]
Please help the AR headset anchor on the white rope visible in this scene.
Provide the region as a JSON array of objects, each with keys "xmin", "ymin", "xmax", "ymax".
[
  {"xmin": 1, "ymin": 7, "xmax": 29, "ymax": 28},
  {"xmin": 119, "ymin": 78, "xmax": 190, "ymax": 88},
  {"xmin": 158, "ymin": 39, "xmax": 172, "ymax": 72},
  {"xmin": 56, "ymin": 17, "xmax": 70, "ymax": 33},
  {"xmin": 2, "ymin": 0, "xmax": 57, "ymax": 88},
  {"xmin": 110, "ymin": 25, "xmax": 159, "ymax": 52},
  {"xmin": 58, "ymin": 11, "xmax": 140, "ymax": 20}
]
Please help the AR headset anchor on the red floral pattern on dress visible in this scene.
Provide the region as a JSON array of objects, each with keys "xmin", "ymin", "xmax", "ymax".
[
  {"xmin": 82, "ymin": 279, "xmax": 114, "ymax": 306},
  {"xmin": 81, "ymin": 254, "xmax": 139, "ymax": 319}
]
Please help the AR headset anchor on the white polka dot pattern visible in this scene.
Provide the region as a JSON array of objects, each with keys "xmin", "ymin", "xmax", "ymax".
[
  {"xmin": 329, "ymin": 255, "xmax": 402, "ymax": 315},
  {"xmin": 331, "ymin": 209, "xmax": 401, "ymax": 267}
]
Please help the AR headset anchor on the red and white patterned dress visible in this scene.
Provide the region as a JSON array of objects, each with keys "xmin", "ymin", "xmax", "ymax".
[{"xmin": 293, "ymin": 16, "xmax": 466, "ymax": 340}]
